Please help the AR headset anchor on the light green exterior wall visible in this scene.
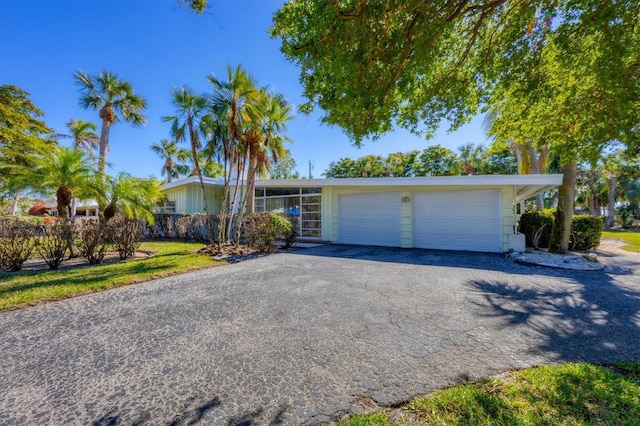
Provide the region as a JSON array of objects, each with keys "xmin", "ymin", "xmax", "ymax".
[
  {"xmin": 164, "ymin": 183, "xmax": 222, "ymax": 214},
  {"xmin": 322, "ymin": 185, "xmax": 518, "ymax": 251},
  {"xmin": 164, "ymin": 182, "xmax": 519, "ymax": 252},
  {"xmin": 500, "ymin": 187, "xmax": 517, "ymax": 251}
]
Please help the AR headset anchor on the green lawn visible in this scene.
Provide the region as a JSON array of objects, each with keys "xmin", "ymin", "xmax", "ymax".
[
  {"xmin": 602, "ymin": 230, "xmax": 640, "ymax": 252},
  {"xmin": 0, "ymin": 241, "xmax": 221, "ymax": 311},
  {"xmin": 341, "ymin": 362, "xmax": 640, "ymax": 425}
]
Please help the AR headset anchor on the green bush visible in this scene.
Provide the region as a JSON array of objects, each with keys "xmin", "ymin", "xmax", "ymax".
[
  {"xmin": 617, "ymin": 203, "xmax": 639, "ymax": 229},
  {"xmin": 107, "ymin": 215, "xmax": 144, "ymax": 260},
  {"xmin": 520, "ymin": 210, "xmax": 603, "ymax": 250},
  {"xmin": 0, "ymin": 220, "xmax": 36, "ymax": 271},
  {"xmin": 35, "ymin": 222, "xmax": 69, "ymax": 270},
  {"xmin": 519, "ymin": 210, "xmax": 554, "ymax": 248},
  {"xmin": 75, "ymin": 219, "xmax": 110, "ymax": 264},
  {"xmin": 0, "ymin": 215, "xmax": 45, "ymax": 226},
  {"xmin": 244, "ymin": 212, "xmax": 292, "ymax": 253},
  {"xmin": 570, "ymin": 215, "xmax": 603, "ymax": 250},
  {"xmin": 281, "ymin": 214, "xmax": 299, "ymax": 249}
]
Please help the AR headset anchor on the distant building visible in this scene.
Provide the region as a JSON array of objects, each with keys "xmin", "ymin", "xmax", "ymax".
[{"xmin": 43, "ymin": 199, "xmax": 99, "ymax": 218}]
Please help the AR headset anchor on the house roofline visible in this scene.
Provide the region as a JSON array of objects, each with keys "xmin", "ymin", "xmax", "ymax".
[{"xmin": 161, "ymin": 174, "xmax": 564, "ymax": 203}]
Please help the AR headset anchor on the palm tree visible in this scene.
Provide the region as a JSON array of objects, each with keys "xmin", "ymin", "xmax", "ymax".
[
  {"xmin": 244, "ymin": 89, "xmax": 292, "ymax": 213},
  {"xmin": 457, "ymin": 143, "xmax": 486, "ymax": 175},
  {"xmin": 103, "ymin": 172, "xmax": 164, "ymax": 224},
  {"xmin": 65, "ymin": 119, "xmax": 99, "ymax": 159},
  {"xmin": 74, "ymin": 70, "xmax": 146, "ymax": 182},
  {"xmin": 162, "ymin": 86, "xmax": 214, "ymax": 243},
  {"xmin": 28, "ymin": 146, "xmax": 98, "ymax": 221},
  {"xmin": 207, "ymin": 64, "xmax": 260, "ymax": 244},
  {"xmin": 177, "ymin": 147, "xmax": 224, "ymax": 179},
  {"xmin": 150, "ymin": 139, "xmax": 182, "ymax": 183},
  {"xmin": 3, "ymin": 145, "xmax": 99, "ymax": 256}
]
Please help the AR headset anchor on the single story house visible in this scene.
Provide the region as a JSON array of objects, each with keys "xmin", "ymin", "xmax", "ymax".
[
  {"xmin": 161, "ymin": 174, "xmax": 563, "ymax": 253},
  {"xmin": 44, "ymin": 199, "xmax": 99, "ymax": 218}
]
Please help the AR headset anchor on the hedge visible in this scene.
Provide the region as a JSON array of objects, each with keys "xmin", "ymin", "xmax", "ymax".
[
  {"xmin": 571, "ymin": 215, "xmax": 603, "ymax": 250},
  {"xmin": 519, "ymin": 210, "xmax": 555, "ymax": 248},
  {"xmin": 519, "ymin": 210, "xmax": 603, "ymax": 250}
]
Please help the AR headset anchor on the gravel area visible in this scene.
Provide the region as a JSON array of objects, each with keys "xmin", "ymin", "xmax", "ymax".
[{"xmin": 1, "ymin": 244, "xmax": 639, "ymax": 424}]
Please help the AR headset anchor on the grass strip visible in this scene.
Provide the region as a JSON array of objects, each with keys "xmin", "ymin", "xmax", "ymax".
[
  {"xmin": 602, "ymin": 230, "xmax": 640, "ymax": 252},
  {"xmin": 341, "ymin": 362, "xmax": 640, "ymax": 425},
  {"xmin": 0, "ymin": 241, "xmax": 220, "ymax": 311}
]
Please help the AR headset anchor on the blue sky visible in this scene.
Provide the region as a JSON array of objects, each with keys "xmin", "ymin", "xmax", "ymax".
[{"xmin": 1, "ymin": 0, "xmax": 487, "ymax": 179}]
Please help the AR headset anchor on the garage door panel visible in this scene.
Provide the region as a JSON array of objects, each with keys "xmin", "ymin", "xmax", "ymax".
[
  {"xmin": 423, "ymin": 220, "xmax": 497, "ymax": 234},
  {"xmin": 414, "ymin": 190, "xmax": 501, "ymax": 252},
  {"xmin": 338, "ymin": 192, "xmax": 401, "ymax": 247}
]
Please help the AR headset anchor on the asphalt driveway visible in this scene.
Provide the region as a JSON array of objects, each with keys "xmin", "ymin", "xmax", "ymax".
[{"xmin": 1, "ymin": 245, "xmax": 639, "ymax": 425}]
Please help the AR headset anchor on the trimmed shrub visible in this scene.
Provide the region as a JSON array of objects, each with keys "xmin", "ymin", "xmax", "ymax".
[
  {"xmin": 245, "ymin": 212, "xmax": 292, "ymax": 253},
  {"xmin": 107, "ymin": 215, "xmax": 144, "ymax": 260},
  {"xmin": 519, "ymin": 210, "xmax": 554, "ymax": 248},
  {"xmin": 281, "ymin": 214, "xmax": 299, "ymax": 249},
  {"xmin": 0, "ymin": 220, "xmax": 36, "ymax": 271},
  {"xmin": 75, "ymin": 219, "xmax": 110, "ymax": 264},
  {"xmin": 149, "ymin": 214, "xmax": 217, "ymax": 242},
  {"xmin": 35, "ymin": 222, "xmax": 69, "ymax": 269},
  {"xmin": 570, "ymin": 215, "xmax": 603, "ymax": 250}
]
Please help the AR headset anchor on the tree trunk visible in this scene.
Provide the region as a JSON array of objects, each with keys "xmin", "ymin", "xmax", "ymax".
[
  {"xmin": 10, "ymin": 189, "xmax": 21, "ymax": 215},
  {"xmin": 245, "ymin": 145, "xmax": 258, "ymax": 214},
  {"xmin": 605, "ymin": 176, "xmax": 617, "ymax": 229},
  {"xmin": 526, "ymin": 143, "xmax": 544, "ymax": 210},
  {"xmin": 55, "ymin": 186, "xmax": 79, "ymax": 257},
  {"xmin": 97, "ymin": 117, "xmax": 111, "ymax": 182},
  {"xmin": 549, "ymin": 163, "xmax": 577, "ymax": 254},
  {"xmin": 228, "ymin": 158, "xmax": 245, "ymax": 245},
  {"xmin": 190, "ymin": 142, "xmax": 214, "ymax": 246}
]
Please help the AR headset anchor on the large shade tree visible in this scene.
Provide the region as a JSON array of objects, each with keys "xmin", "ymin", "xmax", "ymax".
[
  {"xmin": 0, "ymin": 85, "xmax": 55, "ymax": 214},
  {"xmin": 271, "ymin": 1, "xmax": 639, "ymax": 253},
  {"xmin": 74, "ymin": 70, "xmax": 147, "ymax": 182}
]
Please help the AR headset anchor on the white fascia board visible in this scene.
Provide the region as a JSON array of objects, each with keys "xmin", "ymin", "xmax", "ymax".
[
  {"xmin": 162, "ymin": 175, "xmax": 563, "ymax": 203},
  {"xmin": 161, "ymin": 176, "xmax": 225, "ymax": 190}
]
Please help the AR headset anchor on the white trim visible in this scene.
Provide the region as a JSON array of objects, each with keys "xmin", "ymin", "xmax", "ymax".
[{"xmin": 161, "ymin": 176, "xmax": 225, "ymax": 190}]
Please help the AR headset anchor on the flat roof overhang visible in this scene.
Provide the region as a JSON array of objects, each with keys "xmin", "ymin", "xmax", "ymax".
[{"xmin": 162, "ymin": 174, "xmax": 564, "ymax": 203}]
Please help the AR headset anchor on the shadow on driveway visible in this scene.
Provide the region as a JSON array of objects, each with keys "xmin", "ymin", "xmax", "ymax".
[{"xmin": 295, "ymin": 243, "xmax": 640, "ymax": 363}]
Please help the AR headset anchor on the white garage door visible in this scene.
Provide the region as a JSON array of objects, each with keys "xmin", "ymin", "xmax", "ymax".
[
  {"xmin": 338, "ymin": 192, "xmax": 402, "ymax": 247},
  {"xmin": 413, "ymin": 190, "xmax": 502, "ymax": 252}
]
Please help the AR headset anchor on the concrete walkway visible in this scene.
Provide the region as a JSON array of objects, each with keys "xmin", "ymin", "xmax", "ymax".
[{"xmin": 1, "ymin": 245, "xmax": 639, "ymax": 425}]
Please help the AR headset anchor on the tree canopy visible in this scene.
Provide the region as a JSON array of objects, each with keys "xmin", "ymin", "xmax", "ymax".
[
  {"xmin": 0, "ymin": 85, "xmax": 56, "ymax": 206},
  {"xmin": 271, "ymin": 1, "xmax": 639, "ymax": 153},
  {"xmin": 323, "ymin": 144, "xmax": 516, "ymax": 178},
  {"xmin": 0, "ymin": 85, "xmax": 54, "ymax": 164}
]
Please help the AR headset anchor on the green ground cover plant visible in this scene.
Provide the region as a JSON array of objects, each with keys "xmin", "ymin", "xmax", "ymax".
[
  {"xmin": 602, "ymin": 230, "xmax": 640, "ymax": 252},
  {"xmin": 340, "ymin": 362, "xmax": 640, "ymax": 425},
  {"xmin": 0, "ymin": 241, "xmax": 219, "ymax": 310}
]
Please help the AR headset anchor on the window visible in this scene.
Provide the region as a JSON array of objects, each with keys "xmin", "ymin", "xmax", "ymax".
[
  {"xmin": 255, "ymin": 187, "xmax": 322, "ymax": 239},
  {"xmin": 156, "ymin": 201, "xmax": 176, "ymax": 214},
  {"xmin": 265, "ymin": 187, "xmax": 300, "ymax": 197}
]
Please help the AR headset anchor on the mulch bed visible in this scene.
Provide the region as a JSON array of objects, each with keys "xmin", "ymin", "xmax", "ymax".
[{"xmin": 197, "ymin": 243, "xmax": 263, "ymax": 263}]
